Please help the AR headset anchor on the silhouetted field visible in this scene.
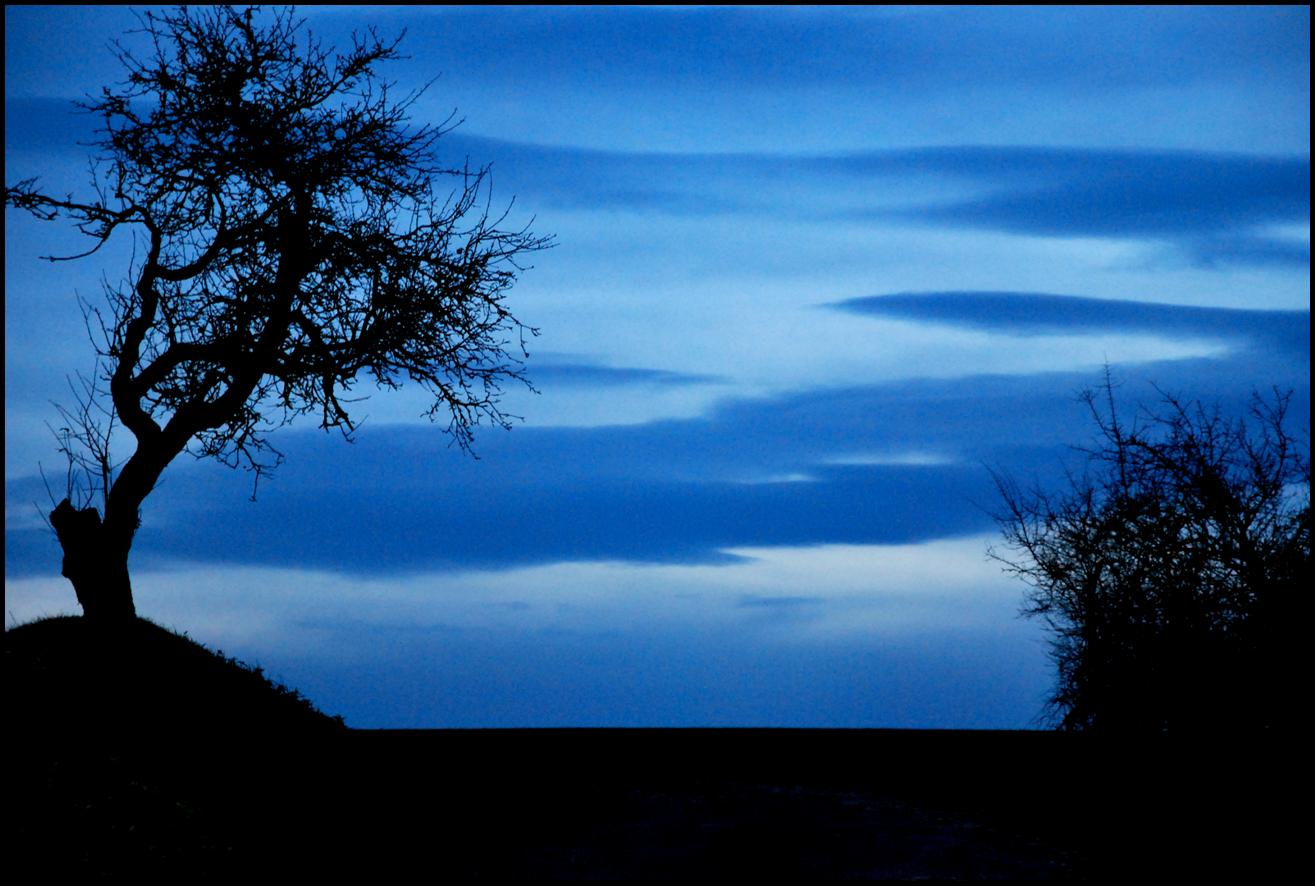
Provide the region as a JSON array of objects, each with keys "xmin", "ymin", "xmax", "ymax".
[{"xmin": 8, "ymin": 617, "xmax": 1296, "ymax": 879}]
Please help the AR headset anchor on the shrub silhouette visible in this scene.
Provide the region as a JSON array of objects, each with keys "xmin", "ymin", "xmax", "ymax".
[{"xmin": 992, "ymin": 375, "xmax": 1309, "ymax": 734}]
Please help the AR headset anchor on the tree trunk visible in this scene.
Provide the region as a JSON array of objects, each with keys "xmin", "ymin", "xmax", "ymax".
[{"xmin": 50, "ymin": 499, "xmax": 137, "ymax": 622}]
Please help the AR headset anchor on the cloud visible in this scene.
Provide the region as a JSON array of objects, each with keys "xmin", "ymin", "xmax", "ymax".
[
  {"xmin": 3, "ymin": 98, "xmax": 97, "ymax": 156},
  {"xmin": 4, "ymin": 524, "xmax": 61, "ymax": 580},
  {"xmin": 438, "ymin": 137, "xmax": 1310, "ymax": 267},
  {"xmin": 120, "ymin": 460, "xmax": 997, "ymax": 575},
  {"xmin": 1181, "ymin": 234, "xmax": 1311, "ymax": 269},
  {"xmin": 9, "ymin": 6, "xmax": 1308, "ymax": 158},
  {"xmin": 440, "ymin": 136, "xmax": 1310, "ymax": 229},
  {"xmin": 9, "ymin": 343, "xmax": 1305, "ymax": 580},
  {"xmin": 874, "ymin": 148, "xmax": 1309, "ymax": 239},
  {"xmin": 301, "ymin": 6, "xmax": 1308, "ymax": 95},
  {"xmin": 1, "ymin": 538, "xmax": 1046, "ymax": 727},
  {"xmin": 9, "ymin": 94, "xmax": 1308, "ymax": 269},
  {"xmin": 827, "ymin": 292, "xmax": 1310, "ymax": 357},
  {"xmin": 737, "ymin": 594, "xmax": 828, "ymax": 610},
  {"xmin": 0, "ymin": 538, "xmax": 1054, "ymax": 727},
  {"xmin": 529, "ymin": 362, "xmax": 721, "ymax": 388}
]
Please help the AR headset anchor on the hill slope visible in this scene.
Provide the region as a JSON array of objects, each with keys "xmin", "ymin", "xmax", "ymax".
[
  {"xmin": 8, "ymin": 615, "xmax": 343, "ymax": 735},
  {"xmin": 8, "ymin": 615, "xmax": 344, "ymax": 876}
]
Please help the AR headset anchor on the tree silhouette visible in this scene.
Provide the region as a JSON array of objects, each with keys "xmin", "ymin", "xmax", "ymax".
[
  {"xmin": 992, "ymin": 375, "xmax": 1308, "ymax": 734},
  {"xmin": 6, "ymin": 7, "xmax": 550, "ymax": 621}
]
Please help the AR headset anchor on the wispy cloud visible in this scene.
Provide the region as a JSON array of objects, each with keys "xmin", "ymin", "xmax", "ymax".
[
  {"xmin": 870, "ymin": 149, "xmax": 1309, "ymax": 251},
  {"xmin": 827, "ymin": 292, "xmax": 1309, "ymax": 355},
  {"xmin": 9, "ymin": 340, "xmax": 1305, "ymax": 579},
  {"xmin": 529, "ymin": 362, "xmax": 721, "ymax": 388},
  {"xmin": 2, "ymin": 537, "xmax": 1048, "ymax": 728},
  {"xmin": 10, "ymin": 95, "xmax": 1307, "ymax": 269},
  {"xmin": 1180, "ymin": 233, "xmax": 1311, "ymax": 269},
  {"xmin": 450, "ymin": 137, "xmax": 1310, "ymax": 267},
  {"xmin": 442, "ymin": 136, "xmax": 1311, "ymax": 225},
  {"xmin": 306, "ymin": 6, "xmax": 1309, "ymax": 96}
]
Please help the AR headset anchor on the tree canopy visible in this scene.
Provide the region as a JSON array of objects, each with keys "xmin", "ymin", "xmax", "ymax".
[{"xmin": 6, "ymin": 6, "xmax": 550, "ymax": 619}]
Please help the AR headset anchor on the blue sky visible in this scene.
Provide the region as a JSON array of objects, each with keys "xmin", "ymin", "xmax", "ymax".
[{"xmin": 5, "ymin": 6, "xmax": 1309, "ymax": 728}]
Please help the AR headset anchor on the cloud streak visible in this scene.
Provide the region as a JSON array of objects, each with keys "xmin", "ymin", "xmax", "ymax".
[
  {"xmin": 9, "ymin": 96, "xmax": 1307, "ymax": 269},
  {"xmin": 9, "ymin": 326, "xmax": 1306, "ymax": 580},
  {"xmin": 529, "ymin": 362, "xmax": 721, "ymax": 388},
  {"xmin": 448, "ymin": 138, "xmax": 1310, "ymax": 267},
  {"xmin": 309, "ymin": 6, "xmax": 1310, "ymax": 96},
  {"xmin": 828, "ymin": 292, "xmax": 1310, "ymax": 356},
  {"xmin": 874, "ymin": 149, "xmax": 1309, "ymax": 259}
]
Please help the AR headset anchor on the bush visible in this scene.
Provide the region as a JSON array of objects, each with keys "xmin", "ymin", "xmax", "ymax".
[{"xmin": 992, "ymin": 376, "xmax": 1309, "ymax": 734}]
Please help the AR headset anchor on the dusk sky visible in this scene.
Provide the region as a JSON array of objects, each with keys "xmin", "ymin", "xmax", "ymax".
[{"xmin": 5, "ymin": 6, "xmax": 1309, "ymax": 728}]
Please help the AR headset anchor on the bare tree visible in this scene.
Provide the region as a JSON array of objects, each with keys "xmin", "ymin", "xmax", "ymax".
[
  {"xmin": 991, "ymin": 374, "xmax": 1309, "ymax": 733},
  {"xmin": 6, "ymin": 7, "xmax": 550, "ymax": 622}
]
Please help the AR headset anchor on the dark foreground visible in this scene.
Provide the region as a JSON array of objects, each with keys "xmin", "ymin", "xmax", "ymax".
[
  {"xmin": 9, "ymin": 618, "xmax": 1298, "ymax": 880},
  {"xmin": 14, "ymin": 728, "xmax": 1300, "ymax": 880}
]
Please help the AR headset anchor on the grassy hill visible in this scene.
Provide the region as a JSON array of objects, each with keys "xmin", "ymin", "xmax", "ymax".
[
  {"xmin": 7, "ymin": 616, "xmax": 343, "ymax": 877},
  {"xmin": 8, "ymin": 615, "xmax": 344, "ymax": 735}
]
